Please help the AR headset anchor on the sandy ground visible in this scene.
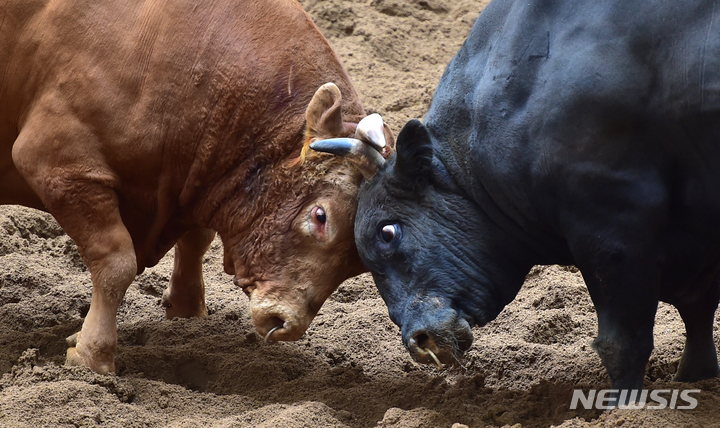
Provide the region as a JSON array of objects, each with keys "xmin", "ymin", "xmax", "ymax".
[{"xmin": 1, "ymin": 0, "xmax": 719, "ymax": 427}]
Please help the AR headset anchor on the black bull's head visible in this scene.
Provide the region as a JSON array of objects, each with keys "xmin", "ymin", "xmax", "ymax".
[{"xmin": 311, "ymin": 119, "xmax": 529, "ymax": 366}]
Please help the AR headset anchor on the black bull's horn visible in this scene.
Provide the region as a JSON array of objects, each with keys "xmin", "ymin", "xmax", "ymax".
[{"xmin": 310, "ymin": 113, "xmax": 387, "ymax": 179}]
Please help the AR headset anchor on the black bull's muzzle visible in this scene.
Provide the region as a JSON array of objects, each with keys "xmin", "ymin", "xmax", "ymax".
[{"xmin": 399, "ymin": 298, "xmax": 475, "ymax": 367}]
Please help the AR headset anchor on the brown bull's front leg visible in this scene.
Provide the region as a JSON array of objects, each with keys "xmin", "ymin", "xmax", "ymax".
[
  {"xmin": 65, "ymin": 216, "xmax": 137, "ymax": 373},
  {"xmin": 37, "ymin": 185, "xmax": 135, "ymax": 374},
  {"xmin": 13, "ymin": 112, "xmax": 138, "ymax": 374},
  {"xmin": 162, "ymin": 227, "xmax": 215, "ymax": 318}
]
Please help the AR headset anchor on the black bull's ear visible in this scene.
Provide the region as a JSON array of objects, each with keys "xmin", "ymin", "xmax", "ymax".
[{"xmin": 395, "ymin": 119, "xmax": 433, "ymax": 188}]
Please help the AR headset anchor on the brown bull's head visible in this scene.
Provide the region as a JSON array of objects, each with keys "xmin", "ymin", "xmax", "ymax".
[{"xmin": 224, "ymin": 83, "xmax": 393, "ymax": 341}]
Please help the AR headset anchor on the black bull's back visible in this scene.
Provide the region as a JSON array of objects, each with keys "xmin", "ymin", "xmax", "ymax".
[
  {"xmin": 427, "ymin": 0, "xmax": 720, "ymax": 296},
  {"xmin": 344, "ymin": 0, "xmax": 720, "ymax": 405}
]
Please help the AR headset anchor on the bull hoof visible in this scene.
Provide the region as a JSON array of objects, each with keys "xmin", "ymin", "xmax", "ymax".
[
  {"xmin": 66, "ymin": 347, "xmax": 115, "ymax": 374},
  {"xmin": 161, "ymin": 289, "xmax": 173, "ymax": 309},
  {"xmin": 66, "ymin": 332, "xmax": 79, "ymax": 347},
  {"xmin": 162, "ymin": 288, "xmax": 208, "ymax": 319},
  {"xmin": 65, "ymin": 333, "xmax": 115, "ymax": 374},
  {"xmin": 673, "ymin": 364, "xmax": 720, "ymax": 383}
]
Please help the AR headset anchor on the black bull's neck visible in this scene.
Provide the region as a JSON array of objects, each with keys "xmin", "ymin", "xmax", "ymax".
[{"xmin": 427, "ymin": 125, "xmax": 573, "ymax": 269}]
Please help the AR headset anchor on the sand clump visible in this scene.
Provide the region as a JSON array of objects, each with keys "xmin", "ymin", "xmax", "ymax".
[{"xmin": 0, "ymin": 1, "xmax": 719, "ymax": 427}]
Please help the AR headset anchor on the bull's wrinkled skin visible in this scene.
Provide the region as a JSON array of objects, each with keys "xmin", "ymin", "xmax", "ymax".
[
  {"xmin": 0, "ymin": 0, "xmax": 385, "ymax": 373},
  {"xmin": 352, "ymin": 0, "xmax": 720, "ymax": 405}
]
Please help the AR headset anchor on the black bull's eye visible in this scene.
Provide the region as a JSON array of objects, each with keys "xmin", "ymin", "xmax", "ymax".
[{"xmin": 380, "ymin": 224, "xmax": 397, "ymax": 242}]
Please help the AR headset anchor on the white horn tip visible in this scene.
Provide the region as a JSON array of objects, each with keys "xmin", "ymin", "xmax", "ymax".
[{"xmin": 356, "ymin": 113, "xmax": 386, "ymax": 151}]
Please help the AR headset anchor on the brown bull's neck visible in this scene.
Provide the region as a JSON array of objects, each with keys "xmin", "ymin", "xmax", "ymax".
[{"xmin": 181, "ymin": 119, "xmax": 305, "ymax": 230}]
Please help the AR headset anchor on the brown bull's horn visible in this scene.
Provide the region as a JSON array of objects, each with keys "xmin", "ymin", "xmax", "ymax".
[
  {"xmin": 310, "ymin": 137, "xmax": 386, "ymax": 179},
  {"xmin": 355, "ymin": 113, "xmax": 386, "ymax": 152}
]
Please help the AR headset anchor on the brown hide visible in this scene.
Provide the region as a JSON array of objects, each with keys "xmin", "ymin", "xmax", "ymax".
[{"xmin": 0, "ymin": 0, "xmax": 374, "ymax": 372}]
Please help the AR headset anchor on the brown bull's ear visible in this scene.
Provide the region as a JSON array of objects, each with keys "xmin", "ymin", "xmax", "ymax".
[
  {"xmin": 301, "ymin": 82, "xmax": 354, "ymax": 162},
  {"xmin": 394, "ymin": 119, "xmax": 433, "ymax": 187},
  {"xmin": 306, "ymin": 83, "xmax": 344, "ymax": 136}
]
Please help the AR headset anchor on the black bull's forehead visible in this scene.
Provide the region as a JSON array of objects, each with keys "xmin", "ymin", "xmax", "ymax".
[{"xmin": 354, "ymin": 164, "xmax": 522, "ymax": 329}]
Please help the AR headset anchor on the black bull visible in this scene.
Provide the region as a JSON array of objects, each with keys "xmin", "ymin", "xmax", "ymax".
[{"xmin": 312, "ymin": 0, "xmax": 720, "ymax": 403}]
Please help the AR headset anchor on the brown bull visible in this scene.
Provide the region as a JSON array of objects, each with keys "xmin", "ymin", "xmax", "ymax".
[{"xmin": 0, "ymin": 0, "xmax": 390, "ymax": 373}]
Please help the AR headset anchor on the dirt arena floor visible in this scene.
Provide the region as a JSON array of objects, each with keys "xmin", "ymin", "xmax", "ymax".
[{"xmin": 1, "ymin": 0, "xmax": 719, "ymax": 427}]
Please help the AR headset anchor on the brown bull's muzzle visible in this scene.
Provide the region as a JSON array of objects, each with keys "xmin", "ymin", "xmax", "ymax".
[{"xmin": 249, "ymin": 297, "xmax": 312, "ymax": 342}]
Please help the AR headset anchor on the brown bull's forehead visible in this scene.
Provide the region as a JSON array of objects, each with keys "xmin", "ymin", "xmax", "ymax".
[{"xmin": 226, "ymin": 220, "xmax": 356, "ymax": 283}]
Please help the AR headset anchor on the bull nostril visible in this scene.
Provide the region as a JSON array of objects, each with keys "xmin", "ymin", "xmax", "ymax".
[
  {"xmin": 413, "ymin": 332, "xmax": 431, "ymax": 349},
  {"xmin": 409, "ymin": 331, "xmax": 443, "ymax": 369},
  {"xmin": 265, "ymin": 326, "xmax": 281, "ymax": 343},
  {"xmin": 270, "ymin": 316, "xmax": 284, "ymax": 329},
  {"xmin": 457, "ymin": 336, "xmax": 472, "ymax": 352},
  {"xmin": 263, "ymin": 317, "xmax": 285, "ymax": 343}
]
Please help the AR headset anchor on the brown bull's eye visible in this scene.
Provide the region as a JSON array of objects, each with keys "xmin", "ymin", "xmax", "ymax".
[
  {"xmin": 380, "ymin": 224, "xmax": 397, "ymax": 242},
  {"xmin": 313, "ymin": 206, "xmax": 327, "ymax": 224}
]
